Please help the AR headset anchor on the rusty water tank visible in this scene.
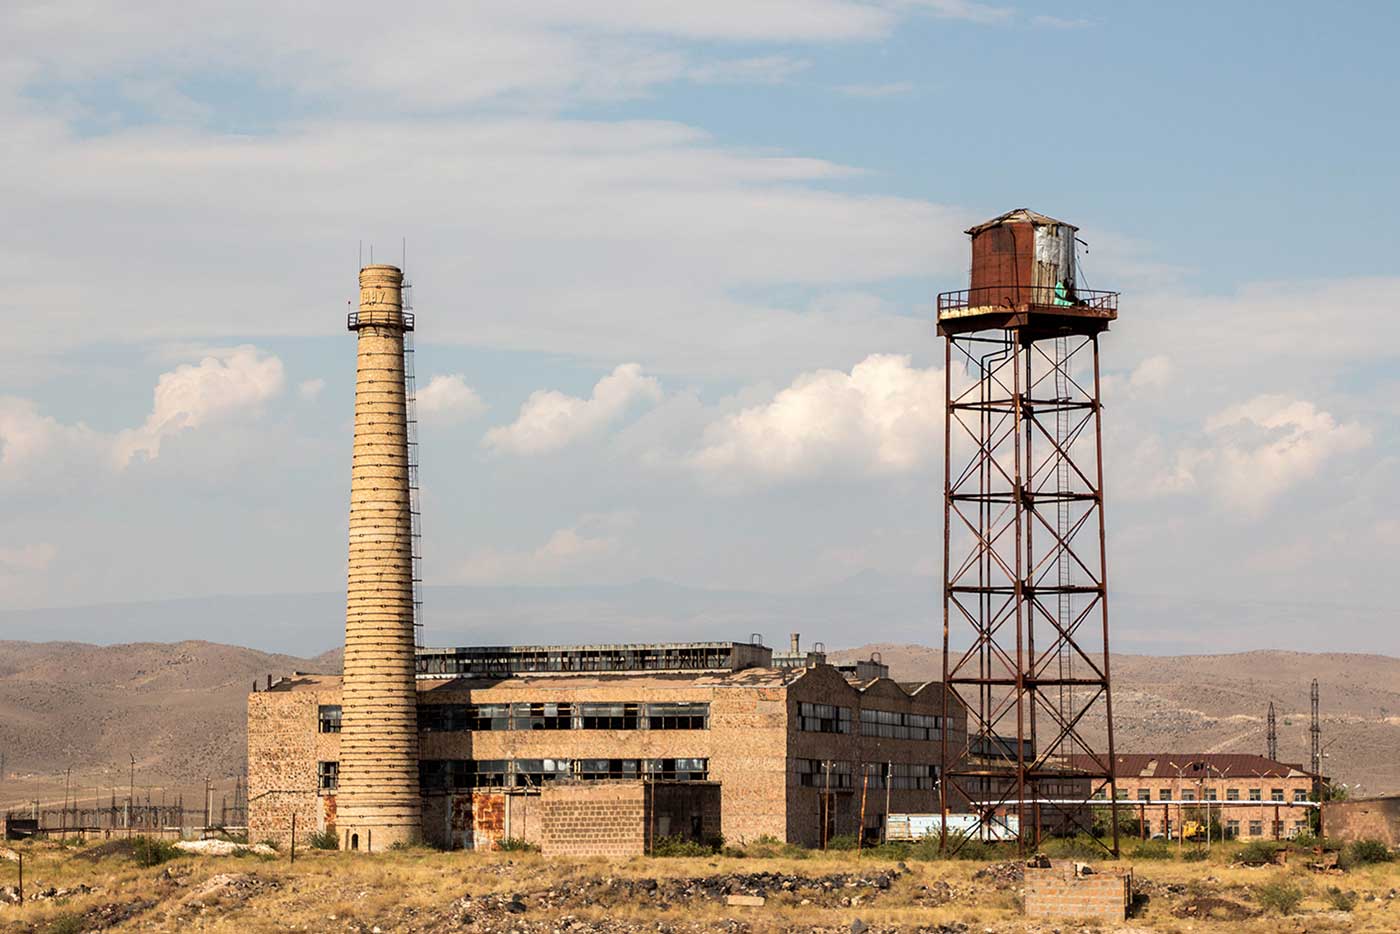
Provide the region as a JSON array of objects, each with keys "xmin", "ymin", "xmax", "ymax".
[{"xmin": 966, "ymin": 208, "xmax": 1078, "ymax": 310}]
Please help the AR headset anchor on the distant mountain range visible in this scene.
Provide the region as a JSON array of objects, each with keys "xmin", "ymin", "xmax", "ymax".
[{"xmin": 1, "ymin": 578, "xmax": 1394, "ymax": 657}]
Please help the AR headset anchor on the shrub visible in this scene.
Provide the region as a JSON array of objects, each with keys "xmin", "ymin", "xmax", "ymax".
[
  {"xmin": 1255, "ymin": 880, "xmax": 1304, "ymax": 916},
  {"xmin": 650, "ymin": 835, "xmax": 717, "ymax": 857},
  {"xmin": 824, "ymin": 833, "xmax": 858, "ymax": 851},
  {"xmin": 1041, "ymin": 835, "xmax": 1106, "ymax": 860},
  {"xmin": 1127, "ymin": 840, "xmax": 1173, "ymax": 860},
  {"xmin": 44, "ymin": 914, "xmax": 85, "ymax": 934},
  {"xmin": 1181, "ymin": 846, "xmax": 1209, "ymax": 862},
  {"xmin": 864, "ymin": 842, "xmax": 912, "ymax": 861},
  {"xmin": 1237, "ymin": 840, "xmax": 1283, "ymax": 866},
  {"xmin": 739, "ymin": 834, "xmax": 782, "ymax": 857},
  {"xmin": 1324, "ymin": 886, "xmax": 1357, "ymax": 911},
  {"xmin": 130, "ymin": 836, "xmax": 181, "ymax": 867},
  {"xmin": 308, "ymin": 829, "xmax": 339, "ymax": 850},
  {"xmin": 1346, "ymin": 839, "xmax": 1393, "ymax": 865},
  {"xmin": 495, "ymin": 837, "xmax": 540, "ymax": 853},
  {"xmin": 779, "ymin": 842, "xmax": 812, "ymax": 859}
]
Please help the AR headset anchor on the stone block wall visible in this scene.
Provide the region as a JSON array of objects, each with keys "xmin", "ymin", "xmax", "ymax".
[
  {"xmin": 1322, "ymin": 797, "xmax": 1400, "ymax": 847},
  {"xmin": 1023, "ymin": 860, "xmax": 1132, "ymax": 923},
  {"xmin": 247, "ymin": 683, "xmax": 340, "ymax": 848}
]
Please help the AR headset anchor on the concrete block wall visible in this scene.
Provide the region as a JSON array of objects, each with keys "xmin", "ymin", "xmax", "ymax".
[
  {"xmin": 1023, "ymin": 861, "xmax": 1132, "ymax": 923},
  {"xmin": 539, "ymin": 783, "xmax": 648, "ymax": 857}
]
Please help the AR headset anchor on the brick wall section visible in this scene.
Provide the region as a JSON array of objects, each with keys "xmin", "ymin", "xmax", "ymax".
[
  {"xmin": 1024, "ymin": 860, "xmax": 1132, "ymax": 923},
  {"xmin": 540, "ymin": 783, "xmax": 648, "ymax": 857},
  {"xmin": 1322, "ymin": 798, "xmax": 1400, "ymax": 847}
]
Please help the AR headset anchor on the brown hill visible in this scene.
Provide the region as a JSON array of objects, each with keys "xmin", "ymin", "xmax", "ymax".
[
  {"xmin": 0, "ymin": 640, "xmax": 331, "ymax": 809},
  {"xmin": 831, "ymin": 644, "xmax": 1400, "ymax": 795}
]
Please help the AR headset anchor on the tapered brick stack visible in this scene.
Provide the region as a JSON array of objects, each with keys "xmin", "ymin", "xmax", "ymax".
[{"xmin": 336, "ymin": 264, "xmax": 421, "ymax": 850}]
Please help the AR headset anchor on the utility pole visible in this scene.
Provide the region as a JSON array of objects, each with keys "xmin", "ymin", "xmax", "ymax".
[
  {"xmin": 1267, "ymin": 702, "xmax": 1278, "ymax": 761},
  {"xmin": 128, "ymin": 753, "xmax": 135, "ymax": 838},
  {"xmin": 1310, "ymin": 679, "xmax": 1322, "ymax": 799}
]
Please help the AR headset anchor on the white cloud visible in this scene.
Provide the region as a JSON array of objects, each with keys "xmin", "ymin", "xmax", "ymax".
[
  {"xmin": 0, "ymin": 397, "xmax": 105, "ymax": 485},
  {"xmin": 0, "ymin": 1, "xmax": 1003, "ymax": 115},
  {"xmin": 691, "ymin": 353, "xmax": 943, "ymax": 481},
  {"xmin": 0, "ymin": 347, "xmax": 283, "ymax": 485},
  {"xmin": 112, "ymin": 347, "xmax": 284, "ymax": 467},
  {"xmin": 485, "ymin": 364, "xmax": 661, "ymax": 455},
  {"xmin": 1128, "ymin": 354, "xmax": 1173, "ymax": 391},
  {"xmin": 837, "ymin": 81, "xmax": 915, "ymax": 98},
  {"xmin": 688, "ymin": 56, "xmax": 810, "ymax": 85},
  {"xmin": 455, "ymin": 512, "xmax": 634, "ymax": 584},
  {"xmin": 416, "ymin": 374, "xmax": 487, "ymax": 423},
  {"xmin": 0, "ymin": 542, "xmax": 58, "ymax": 572},
  {"xmin": 1202, "ymin": 395, "xmax": 1371, "ymax": 516},
  {"xmin": 297, "ymin": 378, "xmax": 325, "ymax": 401}
]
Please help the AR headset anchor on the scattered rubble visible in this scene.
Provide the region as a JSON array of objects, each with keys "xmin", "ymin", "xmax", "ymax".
[{"xmin": 174, "ymin": 838, "xmax": 276, "ymax": 857}]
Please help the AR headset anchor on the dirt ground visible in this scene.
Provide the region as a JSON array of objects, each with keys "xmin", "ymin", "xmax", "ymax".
[{"xmin": 2, "ymin": 839, "xmax": 1399, "ymax": 934}]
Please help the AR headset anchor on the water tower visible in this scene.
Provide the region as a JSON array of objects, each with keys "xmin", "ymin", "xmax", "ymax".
[{"xmin": 936, "ymin": 209, "xmax": 1121, "ymax": 855}]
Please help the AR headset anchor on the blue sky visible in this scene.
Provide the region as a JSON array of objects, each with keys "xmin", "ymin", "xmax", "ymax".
[{"xmin": 1, "ymin": 1, "xmax": 1397, "ymax": 654}]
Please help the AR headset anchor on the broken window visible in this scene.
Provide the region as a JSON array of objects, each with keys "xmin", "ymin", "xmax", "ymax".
[
  {"xmin": 645, "ymin": 702, "xmax": 709, "ymax": 730},
  {"xmin": 318, "ymin": 705, "xmax": 342, "ymax": 734},
  {"xmin": 317, "ymin": 761, "xmax": 339, "ymax": 792},
  {"xmin": 886, "ymin": 763, "xmax": 938, "ymax": 790},
  {"xmin": 858, "ymin": 709, "xmax": 942, "ymax": 740},
  {"xmin": 577, "ymin": 758, "xmax": 641, "ymax": 780},
  {"xmin": 1248, "ymin": 788, "xmax": 1262, "ymax": 801},
  {"xmin": 797, "ymin": 702, "xmax": 852, "ymax": 734},
  {"xmin": 419, "ymin": 703, "xmax": 471, "ymax": 732},
  {"xmin": 472, "ymin": 760, "xmax": 508, "ymax": 788},
  {"xmin": 1249, "ymin": 820, "xmax": 1263, "ymax": 836},
  {"xmin": 1270, "ymin": 788, "xmax": 1284, "ymax": 802},
  {"xmin": 469, "ymin": 704, "xmax": 511, "ymax": 731},
  {"xmin": 1293, "ymin": 789, "xmax": 1308, "ymax": 803},
  {"xmin": 1137, "ymin": 789, "xmax": 1151, "ymax": 801},
  {"xmin": 578, "ymin": 703, "xmax": 639, "ymax": 730},
  {"xmin": 514, "ymin": 758, "xmax": 572, "ymax": 787},
  {"xmin": 510, "ymin": 702, "xmax": 573, "ymax": 730},
  {"xmin": 646, "ymin": 758, "xmax": 709, "ymax": 782},
  {"xmin": 795, "ymin": 759, "xmax": 849, "ymax": 789},
  {"xmin": 1227, "ymin": 788, "xmax": 1241, "ymax": 801}
]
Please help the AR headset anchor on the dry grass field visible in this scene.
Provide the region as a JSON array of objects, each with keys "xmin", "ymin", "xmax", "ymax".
[{"xmin": 3, "ymin": 836, "xmax": 1399, "ymax": 934}]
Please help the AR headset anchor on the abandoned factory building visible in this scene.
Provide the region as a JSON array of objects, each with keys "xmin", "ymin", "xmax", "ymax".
[{"xmin": 248, "ymin": 639, "xmax": 968, "ymax": 849}]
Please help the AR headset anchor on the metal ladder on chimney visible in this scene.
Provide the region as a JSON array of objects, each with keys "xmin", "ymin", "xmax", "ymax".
[{"xmin": 402, "ymin": 281, "xmax": 425, "ymax": 648}]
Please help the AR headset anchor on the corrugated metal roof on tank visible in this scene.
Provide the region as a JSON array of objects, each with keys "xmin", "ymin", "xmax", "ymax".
[{"xmin": 965, "ymin": 207, "xmax": 1078, "ymax": 236}]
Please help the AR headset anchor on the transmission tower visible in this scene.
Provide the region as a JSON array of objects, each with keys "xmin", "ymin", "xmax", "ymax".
[
  {"xmin": 1266, "ymin": 701, "xmax": 1277, "ymax": 761},
  {"xmin": 1310, "ymin": 679, "xmax": 1321, "ymax": 795}
]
